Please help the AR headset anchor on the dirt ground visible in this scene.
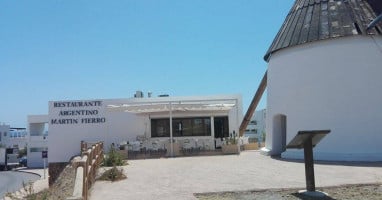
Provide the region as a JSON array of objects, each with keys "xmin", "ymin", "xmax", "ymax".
[
  {"xmin": 195, "ymin": 184, "xmax": 382, "ymax": 200},
  {"xmin": 28, "ymin": 164, "xmax": 75, "ymax": 200}
]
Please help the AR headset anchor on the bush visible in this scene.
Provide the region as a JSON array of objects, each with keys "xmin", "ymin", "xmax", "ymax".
[
  {"xmin": 104, "ymin": 144, "xmax": 126, "ymax": 167},
  {"xmin": 98, "ymin": 166, "xmax": 127, "ymax": 182}
]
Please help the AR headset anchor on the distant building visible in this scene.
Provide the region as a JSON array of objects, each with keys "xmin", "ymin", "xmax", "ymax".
[
  {"xmin": 0, "ymin": 124, "xmax": 28, "ymax": 149},
  {"xmin": 244, "ymin": 109, "xmax": 266, "ymax": 143},
  {"xmin": 262, "ymin": 0, "xmax": 382, "ymax": 161},
  {"xmin": 27, "ymin": 115, "xmax": 48, "ymax": 168}
]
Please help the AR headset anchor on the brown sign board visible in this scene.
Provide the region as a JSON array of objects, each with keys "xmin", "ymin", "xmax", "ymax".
[{"xmin": 286, "ymin": 130, "xmax": 330, "ymax": 149}]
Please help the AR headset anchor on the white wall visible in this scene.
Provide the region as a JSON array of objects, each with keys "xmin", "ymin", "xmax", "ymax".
[
  {"xmin": 0, "ymin": 125, "xmax": 10, "ymax": 145},
  {"xmin": 266, "ymin": 35, "xmax": 382, "ymax": 161},
  {"xmin": 27, "ymin": 136, "xmax": 48, "ymax": 168}
]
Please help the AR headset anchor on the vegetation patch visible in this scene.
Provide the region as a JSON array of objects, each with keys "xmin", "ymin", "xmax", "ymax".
[
  {"xmin": 103, "ymin": 144, "xmax": 127, "ymax": 167},
  {"xmin": 98, "ymin": 166, "xmax": 127, "ymax": 182}
]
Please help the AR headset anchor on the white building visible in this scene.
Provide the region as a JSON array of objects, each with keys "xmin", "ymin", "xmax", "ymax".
[
  {"xmin": 262, "ymin": 0, "xmax": 382, "ymax": 161},
  {"xmin": 27, "ymin": 115, "xmax": 48, "ymax": 168},
  {"xmin": 0, "ymin": 124, "xmax": 28, "ymax": 149},
  {"xmin": 28, "ymin": 94, "xmax": 243, "ymax": 168},
  {"xmin": 244, "ymin": 109, "xmax": 266, "ymax": 143}
]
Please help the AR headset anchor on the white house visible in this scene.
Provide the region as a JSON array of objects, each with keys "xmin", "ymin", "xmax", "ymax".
[
  {"xmin": 27, "ymin": 115, "xmax": 48, "ymax": 168},
  {"xmin": 0, "ymin": 124, "xmax": 28, "ymax": 149},
  {"xmin": 244, "ymin": 109, "xmax": 266, "ymax": 143},
  {"xmin": 28, "ymin": 94, "xmax": 243, "ymax": 169},
  {"xmin": 262, "ymin": 0, "xmax": 382, "ymax": 161}
]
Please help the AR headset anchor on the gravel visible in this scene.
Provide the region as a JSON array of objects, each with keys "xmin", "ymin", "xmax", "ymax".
[{"xmin": 195, "ymin": 184, "xmax": 382, "ymax": 200}]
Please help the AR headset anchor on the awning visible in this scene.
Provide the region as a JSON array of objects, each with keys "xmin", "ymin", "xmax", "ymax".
[{"xmin": 107, "ymin": 101, "xmax": 236, "ymax": 114}]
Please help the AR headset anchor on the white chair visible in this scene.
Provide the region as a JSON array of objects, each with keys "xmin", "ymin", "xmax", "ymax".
[
  {"xmin": 215, "ymin": 138, "xmax": 223, "ymax": 148},
  {"xmin": 131, "ymin": 141, "xmax": 141, "ymax": 152}
]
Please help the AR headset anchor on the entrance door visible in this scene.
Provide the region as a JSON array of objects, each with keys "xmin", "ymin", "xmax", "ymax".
[{"xmin": 214, "ymin": 117, "xmax": 229, "ymax": 139}]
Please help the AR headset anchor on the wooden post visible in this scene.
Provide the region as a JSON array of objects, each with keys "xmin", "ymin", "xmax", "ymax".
[
  {"xmin": 239, "ymin": 71, "xmax": 267, "ymax": 136},
  {"xmin": 303, "ymin": 137, "xmax": 315, "ymax": 192}
]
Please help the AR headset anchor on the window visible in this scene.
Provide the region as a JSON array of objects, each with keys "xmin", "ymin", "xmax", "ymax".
[
  {"xmin": 151, "ymin": 117, "xmax": 211, "ymax": 137},
  {"xmin": 151, "ymin": 119, "xmax": 170, "ymax": 137},
  {"xmin": 366, "ymin": 0, "xmax": 382, "ymax": 15},
  {"xmin": 250, "ymin": 120, "xmax": 257, "ymax": 125},
  {"xmin": 30, "ymin": 147, "xmax": 48, "ymax": 152},
  {"xmin": 4, "ymin": 132, "xmax": 7, "ymax": 137}
]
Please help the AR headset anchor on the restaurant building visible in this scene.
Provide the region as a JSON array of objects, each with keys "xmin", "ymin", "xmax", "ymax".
[{"xmin": 28, "ymin": 94, "xmax": 243, "ymax": 170}]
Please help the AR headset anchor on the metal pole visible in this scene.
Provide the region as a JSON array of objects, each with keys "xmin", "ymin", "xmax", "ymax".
[
  {"xmin": 304, "ymin": 137, "xmax": 315, "ymax": 192},
  {"xmin": 236, "ymin": 99, "xmax": 240, "ymax": 153},
  {"xmin": 210, "ymin": 116, "xmax": 215, "ymax": 150},
  {"xmin": 43, "ymin": 158, "xmax": 46, "ymax": 179},
  {"xmin": 169, "ymin": 102, "xmax": 173, "ymax": 157}
]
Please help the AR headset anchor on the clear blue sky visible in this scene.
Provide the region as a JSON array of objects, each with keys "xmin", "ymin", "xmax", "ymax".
[{"xmin": 0, "ymin": 0, "xmax": 294, "ymax": 128}]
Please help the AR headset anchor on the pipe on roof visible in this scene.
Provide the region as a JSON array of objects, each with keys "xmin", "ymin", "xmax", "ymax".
[{"xmin": 367, "ymin": 13, "xmax": 382, "ymax": 30}]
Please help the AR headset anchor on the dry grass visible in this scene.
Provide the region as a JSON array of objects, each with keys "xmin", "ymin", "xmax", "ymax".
[
  {"xmin": 26, "ymin": 164, "xmax": 75, "ymax": 200},
  {"xmin": 97, "ymin": 166, "xmax": 127, "ymax": 182}
]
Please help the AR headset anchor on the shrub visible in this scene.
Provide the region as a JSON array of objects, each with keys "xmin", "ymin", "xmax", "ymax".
[
  {"xmin": 98, "ymin": 166, "xmax": 127, "ymax": 182},
  {"xmin": 104, "ymin": 144, "xmax": 126, "ymax": 167}
]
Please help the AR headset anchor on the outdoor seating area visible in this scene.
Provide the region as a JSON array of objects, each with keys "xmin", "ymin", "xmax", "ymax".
[{"xmin": 117, "ymin": 135, "xmax": 262, "ymax": 159}]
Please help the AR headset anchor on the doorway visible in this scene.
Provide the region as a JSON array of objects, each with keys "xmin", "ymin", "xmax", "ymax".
[
  {"xmin": 273, "ymin": 114, "xmax": 287, "ymax": 154},
  {"xmin": 214, "ymin": 116, "xmax": 229, "ymax": 139}
]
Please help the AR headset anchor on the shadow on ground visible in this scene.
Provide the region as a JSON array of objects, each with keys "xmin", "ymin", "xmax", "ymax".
[
  {"xmin": 291, "ymin": 193, "xmax": 336, "ymax": 200},
  {"xmin": 270, "ymin": 155, "xmax": 382, "ymax": 168}
]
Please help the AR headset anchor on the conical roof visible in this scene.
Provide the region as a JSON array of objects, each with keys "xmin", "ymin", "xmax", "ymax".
[{"xmin": 264, "ymin": 0, "xmax": 382, "ymax": 62}]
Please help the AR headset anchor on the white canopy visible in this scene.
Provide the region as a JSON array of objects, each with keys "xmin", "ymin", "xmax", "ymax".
[
  {"xmin": 107, "ymin": 101, "xmax": 236, "ymax": 114},
  {"xmin": 106, "ymin": 95, "xmax": 241, "ymax": 157}
]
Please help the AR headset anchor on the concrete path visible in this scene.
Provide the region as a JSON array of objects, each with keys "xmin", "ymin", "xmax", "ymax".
[
  {"xmin": 2, "ymin": 168, "xmax": 49, "ymax": 200},
  {"xmin": 16, "ymin": 168, "xmax": 49, "ymax": 194},
  {"xmin": 0, "ymin": 171, "xmax": 40, "ymax": 199},
  {"xmin": 90, "ymin": 151, "xmax": 382, "ymax": 200}
]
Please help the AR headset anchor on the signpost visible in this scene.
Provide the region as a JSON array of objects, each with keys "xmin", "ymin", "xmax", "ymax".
[
  {"xmin": 286, "ymin": 130, "xmax": 330, "ymax": 197},
  {"xmin": 42, "ymin": 151, "xmax": 48, "ymax": 179}
]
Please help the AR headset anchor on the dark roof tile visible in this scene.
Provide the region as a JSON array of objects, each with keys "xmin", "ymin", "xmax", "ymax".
[{"xmin": 264, "ymin": 0, "xmax": 382, "ymax": 62}]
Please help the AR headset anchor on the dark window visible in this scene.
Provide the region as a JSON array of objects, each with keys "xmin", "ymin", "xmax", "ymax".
[
  {"xmin": 151, "ymin": 117, "xmax": 211, "ymax": 137},
  {"xmin": 250, "ymin": 120, "xmax": 257, "ymax": 125},
  {"xmin": 151, "ymin": 119, "xmax": 170, "ymax": 137},
  {"xmin": 367, "ymin": 0, "xmax": 382, "ymax": 15}
]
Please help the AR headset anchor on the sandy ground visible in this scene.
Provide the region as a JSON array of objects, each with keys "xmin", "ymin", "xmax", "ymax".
[
  {"xmin": 3, "ymin": 168, "xmax": 49, "ymax": 200},
  {"xmin": 90, "ymin": 151, "xmax": 382, "ymax": 200}
]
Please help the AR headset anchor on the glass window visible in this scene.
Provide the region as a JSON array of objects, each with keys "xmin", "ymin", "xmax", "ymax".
[
  {"xmin": 151, "ymin": 119, "xmax": 170, "ymax": 137},
  {"xmin": 192, "ymin": 118, "xmax": 211, "ymax": 136},
  {"xmin": 214, "ymin": 116, "xmax": 229, "ymax": 138},
  {"xmin": 151, "ymin": 117, "xmax": 211, "ymax": 138}
]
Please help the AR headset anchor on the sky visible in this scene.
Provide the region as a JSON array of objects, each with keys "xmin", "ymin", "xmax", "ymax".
[{"xmin": 0, "ymin": 0, "xmax": 294, "ymax": 128}]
